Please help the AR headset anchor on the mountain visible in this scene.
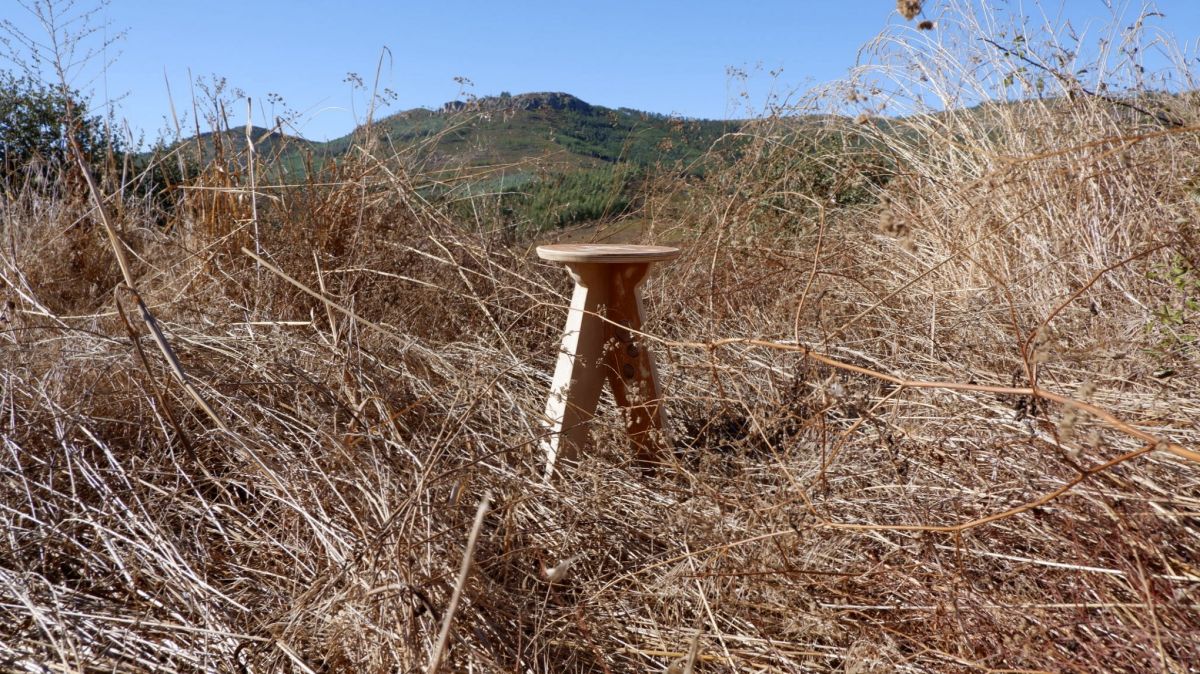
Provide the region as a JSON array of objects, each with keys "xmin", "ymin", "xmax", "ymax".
[
  {"xmin": 143, "ymin": 93, "xmax": 746, "ymax": 231},
  {"xmin": 307, "ymin": 93, "xmax": 746, "ymax": 229},
  {"xmin": 319, "ymin": 92, "xmax": 741, "ymax": 175},
  {"xmin": 150, "ymin": 126, "xmax": 310, "ymax": 162}
]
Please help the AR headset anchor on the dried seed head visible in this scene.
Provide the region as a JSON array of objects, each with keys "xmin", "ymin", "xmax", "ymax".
[
  {"xmin": 917, "ymin": 19, "xmax": 936, "ymax": 30},
  {"xmin": 1031, "ymin": 326, "xmax": 1054, "ymax": 365},
  {"xmin": 878, "ymin": 206, "xmax": 910, "ymax": 238},
  {"xmin": 897, "ymin": 0, "xmax": 922, "ymax": 20},
  {"xmin": 542, "ymin": 554, "xmax": 583, "ymax": 584},
  {"xmin": 1059, "ymin": 407, "xmax": 1079, "ymax": 443}
]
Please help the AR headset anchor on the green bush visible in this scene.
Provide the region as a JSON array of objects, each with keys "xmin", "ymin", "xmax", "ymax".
[
  {"xmin": 0, "ymin": 70, "xmax": 118, "ymax": 189},
  {"xmin": 514, "ymin": 164, "xmax": 640, "ymax": 230}
]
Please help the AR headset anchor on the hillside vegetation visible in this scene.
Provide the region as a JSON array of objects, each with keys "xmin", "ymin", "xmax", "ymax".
[
  {"xmin": 335, "ymin": 92, "xmax": 734, "ymax": 169},
  {"xmin": 148, "ymin": 92, "xmax": 740, "ymax": 232},
  {"xmin": 2, "ymin": 2, "xmax": 1199, "ymax": 672}
]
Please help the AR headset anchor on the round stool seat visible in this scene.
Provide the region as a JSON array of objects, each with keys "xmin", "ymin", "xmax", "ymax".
[{"xmin": 537, "ymin": 243, "xmax": 680, "ymax": 264}]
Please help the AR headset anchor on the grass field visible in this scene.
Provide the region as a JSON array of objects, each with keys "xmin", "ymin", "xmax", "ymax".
[{"xmin": 2, "ymin": 1, "xmax": 1199, "ymax": 672}]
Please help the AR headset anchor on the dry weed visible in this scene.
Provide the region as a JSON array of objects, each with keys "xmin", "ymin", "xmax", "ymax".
[{"xmin": 2, "ymin": 2, "xmax": 1199, "ymax": 672}]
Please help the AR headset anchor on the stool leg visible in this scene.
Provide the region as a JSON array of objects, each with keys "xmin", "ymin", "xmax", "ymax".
[
  {"xmin": 604, "ymin": 263, "xmax": 670, "ymax": 467},
  {"xmin": 542, "ymin": 265, "xmax": 609, "ymax": 478}
]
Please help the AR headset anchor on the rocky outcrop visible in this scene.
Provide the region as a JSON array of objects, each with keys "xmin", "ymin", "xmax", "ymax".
[{"xmin": 441, "ymin": 92, "xmax": 595, "ymax": 115}]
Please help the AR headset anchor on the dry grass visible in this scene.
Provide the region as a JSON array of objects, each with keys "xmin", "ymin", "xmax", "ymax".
[{"xmin": 3, "ymin": 2, "xmax": 1199, "ymax": 672}]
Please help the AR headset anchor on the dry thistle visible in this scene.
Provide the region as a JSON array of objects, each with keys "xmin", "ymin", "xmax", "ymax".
[
  {"xmin": 897, "ymin": 0, "xmax": 922, "ymax": 20},
  {"xmin": 877, "ymin": 201, "xmax": 917, "ymax": 251},
  {"xmin": 877, "ymin": 206, "xmax": 905, "ymax": 237}
]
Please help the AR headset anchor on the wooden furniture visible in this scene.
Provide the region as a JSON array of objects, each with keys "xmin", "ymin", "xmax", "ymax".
[{"xmin": 537, "ymin": 244, "xmax": 680, "ymax": 477}]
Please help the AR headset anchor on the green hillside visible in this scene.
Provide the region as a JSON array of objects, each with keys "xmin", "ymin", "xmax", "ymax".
[
  {"xmin": 146, "ymin": 126, "xmax": 312, "ymax": 166},
  {"xmin": 323, "ymin": 92, "xmax": 738, "ymax": 172},
  {"xmin": 312, "ymin": 93, "xmax": 743, "ymax": 230},
  {"xmin": 140, "ymin": 93, "xmax": 743, "ymax": 232}
]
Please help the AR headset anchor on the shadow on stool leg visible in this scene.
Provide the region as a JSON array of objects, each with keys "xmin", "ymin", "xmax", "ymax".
[
  {"xmin": 603, "ymin": 263, "xmax": 670, "ymax": 469},
  {"xmin": 541, "ymin": 261, "xmax": 670, "ymax": 479}
]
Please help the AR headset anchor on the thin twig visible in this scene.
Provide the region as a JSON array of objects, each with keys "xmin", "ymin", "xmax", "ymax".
[{"xmin": 427, "ymin": 490, "xmax": 492, "ymax": 674}]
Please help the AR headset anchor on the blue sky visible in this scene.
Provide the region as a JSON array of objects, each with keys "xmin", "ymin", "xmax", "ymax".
[{"xmin": 4, "ymin": 1, "xmax": 1199, "ymax": 143}]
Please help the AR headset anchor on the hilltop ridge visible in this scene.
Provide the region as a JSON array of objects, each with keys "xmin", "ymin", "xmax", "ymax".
[
  {"xmin": 439, "ymin": 91, "xmax": 599, "ymax": 115},
  {"xmin": 321, "ymin": 91, "xmax": 739, "ymax": 171}
]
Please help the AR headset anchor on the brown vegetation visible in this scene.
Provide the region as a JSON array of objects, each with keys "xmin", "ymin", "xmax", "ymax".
[{"xmin": 2, "ymin": 2, "xmax": 1199, "ymax": 672}]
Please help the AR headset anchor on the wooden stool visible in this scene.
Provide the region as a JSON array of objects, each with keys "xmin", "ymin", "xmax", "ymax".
[{"xmin": 537, "ymin": 244, "xmax": 680, "ymax": 478}]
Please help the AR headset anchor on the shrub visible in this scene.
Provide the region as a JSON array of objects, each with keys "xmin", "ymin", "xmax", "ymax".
[{"xmin": 0, "ymin": 70, "xmax": 118, "ymax": 191}]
